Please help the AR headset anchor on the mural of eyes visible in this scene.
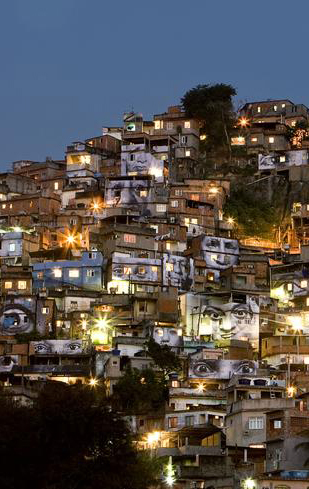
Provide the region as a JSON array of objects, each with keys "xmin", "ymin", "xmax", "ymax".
[
  {"xmin": 204, "ymin": 308, "xmax": 224, "ymax": 321},
  {"xmin": 205, "ymin": 239, "xmax": 221, "ymax": 248},
  {"xmin": 193, "ymin": 361, "xmax": 215, "ymax": 376},
  {"xmin": 64, "ymin": 342, "xmax": 82, "ymax": 353},
  {"xmin": 231, "ymin": 307, "xmax": 252, "ymax": 321},
  {"xmin": 224, "ymin": 241, "xmax": 238, "ymax": 251},
  {"xmin": 35, "ymin": 342, "xmax": 52, "ymax": 353},
  {"xmin": 234, "ymin": 361, "xmax": 255, "ymax": 374}
]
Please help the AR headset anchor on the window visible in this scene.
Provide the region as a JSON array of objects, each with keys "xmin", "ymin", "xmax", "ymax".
[
  {"xmin": 274, "ymin": 420, "xmax": 282, "ymax": 429},
  {"xmin": 139, "ymin": 302, "xmax": 148, "ymax": 312},
  {"xmin": 42, "ymin": 307, "xmax": 50, "ymax": 314},
  {"xmin": 171, "ymin": 200, "xmax": 178, "ymax": 208},
  {"xmin": 280, "ymin": 156, "xmax": 286, "ymax": 163},
  {"xmin": 166, "ymin": 263, "xmax": 174, "ymax": 272},
  {"xmin": 138, "ymin": 267, "xmax": 146, "ymax": 275},
  {"xmin": 9, "ymin": 243, "xmax": 15, "ymax": 252},
  {"xmin": 307, "ymin": 297, "xmax": 309, "ymax": 307},
  {"xmin": 211, "ymin": 254, "xmax": 218, "ymax": 261},
  {"xmin": 249, "ymin": 417, "xmax": 264, "ymax": 430},
  {"xmin": 18, "ymin": 281, "xmax": 27, "ymax": 290},
  {"xmin": 70, "ymin": 218, "xmax": 77, "ymax": 225},
  {"xmin": 154, "ymin": 120, "xmax": 163, "ymax": 130},
  {"xmin": 139, "ymin": 190, "xmax": 148, "ymax": 197},
  {"xmin": 166, "ymin": 242, "xmax": 171, "ymax": 250},
  {"xmin": 9, "ymin": 204, "xmax": 12, "ymax": 209},
  {"xmin": 291, "ymin": 120, "xmax": 296, "ymax": 127},
  {"xmin": 124, "ymin": 267, "xmax": 132, "ymax": 275},
  {"xmin": 269, "ymin": 137, "xmax": 275, "ymax": 143},
  {"xmin": 129, "ymin": 153, "xmax": 135, "ymax": 161},
  {"xmin": 167, "ymin": 122, "xmax": 173, "ymax": 130},
  {"xmin": 124, "ymin": 233, "xmax": 136, "ymax": 243},
  {"xmin": 181, "ymin": 135, "xmax": 188, "ymax": 144},
  {"xmin": 251, "ymin": 137, "xmax": 258, "ymax": 143},
  {"xmin": 301, "ymin": 280, "xmax": 308, "ymax": 288},
  {"xmin": 53, "ymin": 268, "xmax": 62, "ymax": 278},
  {"xmin": 185, "ymin": 415, "xmax": 194, "ymax": 426},
  {"xmin": 257, "ymin": 106, "xmax": 261, "ymax": 113},
  {"xmin": 156, "ymin": 328, "xmax": 164, "ymax": 336},
  {"xmin": 191, "ymin": 218, "xmax": 198, "ymax": 225},
  {"xmin": 54, "ymin": 181, "xmax": 59, "ymax": 190},
  {"xmin": 70, "ymin": 301, "xmax": 77, "ymax": 310},
  {"xmin": 287, "ymin": 283, "xmax": 293, "ymax": 291},
  {"xmin": 184, "ymin": 121, "xmax": 191, "ymax": 129},
  {"xmin": 171, "ymin": 380, "xmax": 179, "ymax": 388},
  {"xmin": 274, "ymin": 105, "xmax": 277, "ymax": 111},
  {"xmin": 168, "ymin": 417, "xmax": 178, "ymax": 428},
  {"xmin": 89, "ymin": 252, "xmax": 97, "ymax": 259},
  {"xmin": 87, "ymin": 269, "xmax": 95, "ymax": 277},
  {"xmin": 185, "ymin": 150, "xmax": 191, "ymax": 157},
  {"xmin": 175, "ymin": 189, "xmax": 182, "ymax": 196},
  {"xmin": 37, "ymin": 272, "xmax": 43, "ymax": 279},
  {"xmin": 282, "ymin": 103, "xmax": 286, "ymax": 108},
  {"xmin": 207, "ymin": 272, "xmax": 214, "ymax": 281},
  {"xmin": 2, "ymin": 204, "xmax": 6, "ymax": 209},
  {"xmin": 156, "ymin": 204, "xmax": 166, "ymax": 213},
  {"xmin": 4, "ymin": 281, "xmax": 12, "ymax": 289},
  {"xmin": 69, "ymin": 269, "xmax": 79, "ymax": 278}
]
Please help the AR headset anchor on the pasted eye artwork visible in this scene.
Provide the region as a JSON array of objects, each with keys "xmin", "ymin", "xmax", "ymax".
[{"xmin": 201, "ymin": 236, "xmax": 239, "ymax": 270}]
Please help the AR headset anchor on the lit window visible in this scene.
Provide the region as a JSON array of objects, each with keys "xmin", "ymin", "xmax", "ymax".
[
  {"xmin": 280, "ymin": 156, "xmax": 286, "ymax": 163},
  {"xmin": 154, "ymin": 120, "xmax": 163, "ymax": 130},
  {"xmin": 42, "ymin": 307, "xmax": 50, "ymax": 314},
  {"xmin": 291, "ymin": 120, "xmax": 296, "ymax": 127},
  {"xmin": 140, "ymin": 190, "xmax": 147, "ymax": 197},
  {"xmin": 9, "ymin": 204, "xmax": 12, "ymax": 209},
  {"xmin": 257, "ymin": 106, "xmax": 261, "ymax": 113},
  {"xmin": 274, "ymin": 105, "xmax": 277, "ymax": 111},
  {"xmin": 167, "ymin": 122, "xmax": 173, "ymax": 130},
  {"xmin": 307, "ymin": 205, "xmax": 309, "ymax": 211},
  {"xmin": 156, "ymin": 204, "xmax": 166, "ymax": 213},
  {"xmin": 269, "ymin": 137, "xmax": 275, "ymax": 143},
  {"xmin": 175, "ymin": 189, "xmax": 182, "ymax": 196},
  {"xmin": 171, "ymin": 200, "xmax": 178, "ymax": 208},
  {"xmin": 4, "ymin": 281, "xmax": 12, "ymax": 289},
  {"xmin": 306, "ymin": 298, "xmax": 309, "ymax": 307},
  {"xmin": 69, "ymin": 269, "xmax": 79, "ymax": 278},
  {"xmin": 2, "ymin": 204, "xmax": 6, "ymax": 209},
  {"xmin": 124, "ymin": 267, "xmax": 132, "ymax": 275},
  {"xmin": 124, "ymin": 233, "xmax": 136, "ymax": 243},
  {"xmin": 171, "ymin": 380, "xmax": 179, "ymax": 388},
  {"xmin": 191, "ymin": 218, "xmax": 198, "ymax": 225},
  {"xmin": 157, "ymin": 329, "xmax": 164, "ymax": 336},
  {"xmin": 185, "ymin": 150, "xmax": 191, "ymax": 157},
  {"xmin": 9, "ymin": 243, "xmax": 15, "ymax": 252},
  {"xmin": 301, "ymin": 280, "xmax": 308, "ymax": 288},
  {"xmin": 138, "ymin": 267, "xmax": 146, "ymax": 275},
  {"xmin": 86, "ymin": 269, "xmax": 95, "ymax": 277},
  {"xmin": 53, "ymin": 269, "xmax": 62, "ymax": 278},
  {"xmin": 18, "ymin": 281, "xmax": 27, "ymax": 290},
  {"xmin": 211, "ymin": 254, "xmax": 218, "ymax": 261},
  {"xmin": 166, "ymin": 242, "xmax": 171, "ymax": 250},
  {"xmin": 282, "ymin": 104, "xmax": 286, "ymax": 108},
  {"xmin": 166, "ymin": 263, "xmax": 174, "ymax": 272},
  {"xmin": 184, "ymin": 218, "xmax": 190, "ymax": 226},
  {"xmin": 54, "ymin": 182, "xmax": 59, "ymax": 190},
  {"xmin": 151, "ymin": 266, "xmax": 157, "ymax": 272},
  {"xmin": 251, "ymin": 137, "xmax": 258, "ymax": 143},
  {"xmin": 249, "ymin": 417, "xmax": 263, "ymax": 430},
  {"xmin": 168, "ymin": 417, "xmax": 178, "ymax": 428},
  {"xmin": 287, "ymin": 283, "xmax": 293, "ymax": 291},
  {"xmin": 29, "ymin": 201, "xmax": 33, "ymax": 208},
  {"xmin": 184, "ymin": 121, "xmax": 191, "ymax": 129},
  {"xmin": 274, "ymin": 420, "xmax": 282, "ymax": 429}
]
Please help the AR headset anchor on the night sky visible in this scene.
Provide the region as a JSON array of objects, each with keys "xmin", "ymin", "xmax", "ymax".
[{"xmin": 1, "ymin": 0, "xmax": 308, "ymax": 168}]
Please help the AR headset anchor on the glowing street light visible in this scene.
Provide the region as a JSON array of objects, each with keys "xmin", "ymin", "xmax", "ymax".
[
  {"xmin": 196, "ymin": 383, "xmax": 205, "ymax": 393},
  {"xmin": 147, "ymin": 431, "xmax": 161, "ymax": 445},
  {"xmin": 287, "ymin": 385, "xmax": 296, "ymax": 398},
  {"xmin": 66, "ymin": 234, "xmax": 76, "ymax": 245},
  {"xmin": 243, "ymin": 478, "xmax": 256, "ymax": 489},
  {"xmin": 164, "ymin": 459, "xmax": 176, "ymax": 487},
  {"xmin": 89, "ymin": 378, "xmax": 98, "ymax": 387},
  {"xmin": 288, "ymin": 315, "xmax": 302, "ymax": 332},
  {"xmin": 239, "ymin": 117, "xmax": 249, "ymax": 128},
  {"xmin": 227, "ymin": 217, "xmax": 235, "ymax": 225}
]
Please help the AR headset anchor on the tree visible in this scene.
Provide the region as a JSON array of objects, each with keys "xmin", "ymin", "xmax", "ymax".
[
  {"xmin": 0, "ymin": 383, "xmax": 161, "ymax": 489},
  {"xmin": 112, "ymin": 366, "xmax": 168, "ymax": 414},
  {"xmin": 181, "ymin": 83, "xmax": 237, "ymax": 159},
  {"xmin": 146, "ymin": 337, "xmax": 182, "ymax": 376}
]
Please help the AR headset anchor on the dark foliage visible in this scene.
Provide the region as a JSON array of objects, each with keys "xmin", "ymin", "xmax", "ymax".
[{"xmin": 0, "ymin": 383, "xmax": 160, "ymax": 489}]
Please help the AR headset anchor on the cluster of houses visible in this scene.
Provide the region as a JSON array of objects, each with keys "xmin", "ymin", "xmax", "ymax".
[{"xmin": 2, "ymin": 101, "xmax": 309, "ymax": 488}]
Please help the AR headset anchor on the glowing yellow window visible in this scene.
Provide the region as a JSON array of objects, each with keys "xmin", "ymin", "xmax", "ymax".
[
  {"xmin": 18, "ymin": 281, "xmax": 27, "ymax": 290},
  {"xmin": 4, "ymin": 281, "xmax": 12, "ymax": 289}
]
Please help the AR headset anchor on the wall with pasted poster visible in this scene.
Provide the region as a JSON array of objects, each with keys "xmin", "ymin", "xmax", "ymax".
[
  {"xmin": 31, "ymin": 340, "xmax": 88, "ymax": 355},
  {"xmin": 162, "ymin": 254, "xmax": 194, "ymax": 291},
  {"xmin": 200, "ymin": 236, "xmax": 239, "ymax": 270},
  {"xmin": 188, "ymin": 357, "xmax": 258, "ymax": 379},
  {"xmin": 111, "ymin": 255, "xmax": 161, "ymax": 283}
]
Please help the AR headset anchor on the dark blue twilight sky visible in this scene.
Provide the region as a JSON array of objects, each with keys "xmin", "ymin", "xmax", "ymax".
[{"xmin": 0, "ymin": 0, "xmax": 308, "ymax": 169}]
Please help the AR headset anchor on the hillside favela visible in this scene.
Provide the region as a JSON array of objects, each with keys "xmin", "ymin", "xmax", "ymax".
[{"xmin": 3, "ymin": 85, "xmax": 309, "ymax": 489}]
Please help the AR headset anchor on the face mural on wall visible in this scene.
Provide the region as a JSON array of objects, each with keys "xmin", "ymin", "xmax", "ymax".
[
  {"xmin": 201, "ymin": 236, "xmax": 239, "ymax": 270},
  {"xmin": 152, "ymin": 325, "xmax": 183, "ymax": 348},
  {"xmin": 31, "ymin": 340, "xmax": 85, "ymax": 355},
  {"xmin": 200, "ymin": 296, "xmax": 259, "ymax": 348},
  {"xmin": 258, "ymin": 153, "xmax": 277, "ymax": 170},
  {"xmin": 163, "ymin": 254, "xmax": 194, "ymax": 291},
  {"xmin": 0, "ymin": 355, "xmax": 18, "ymax": 372},
  {"xmin": 188, "ymin": 358, "xmax": 258, "ymax": 379},
  {"xmin": 106, "ymin": 179, "xmax": 152, "ymax": 205},
  {"xmin": 112, "ymin": 257, "xmax": 160, "ymax": 283},
  {"xmin": 0, "ymin": 305, "xmax": 34, "ymax": 335}
]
